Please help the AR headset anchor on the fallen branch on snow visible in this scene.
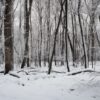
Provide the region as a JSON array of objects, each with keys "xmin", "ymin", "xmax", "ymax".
[
  {"xmin": 52, "ymin": 70, "xmax": 66, "ymax": 74},
  {"xmin": 68, "ymin": 70, "xmax": 95, "ymax": 75},
  {"xmin": 17, "ymin": 70, "xmax": 29, "ymax": 75},
  {"xmin": 0, "ymin": 71, "xmax": 4, "ymax": 73},
  {"xmin": 9, "ymin": 72, "xmax": 20, "ymax": 78}
]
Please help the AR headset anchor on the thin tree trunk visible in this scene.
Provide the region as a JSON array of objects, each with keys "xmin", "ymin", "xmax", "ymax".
[
  {"xmin": 70, "ymin": 0, "xmax": 75, "ymax": 66},
  {"xmin": 21, "ymin": 0, "xmax": 33, "ymax": 68},
  {"xmin": 37, "ymin": 0, "xmax": 42, "ymax": 67},
  {"xmin": 61, "ymin": 27, "xmax": 64, "ymax": 65},
  {"xmin": 65, "ymin": 0, "xmax": 70, "ymax": 72},
  {"xmin": 0, "ymin": 0, "xmax": 3, "ymax": 64},
  {"xmin": 48, "ymin": 1, "xmax": 63, "ymax": 74},
  {"xmin": 54, "ymin": 15, "xmax": 57, "ymax": 66},
  {"xmin": 78, "ymin": 0, "xmax": 87, "ymax": 69},
  {"xmin": 46, "ymin": 0, "xmax": 51, "ymax": 64}
]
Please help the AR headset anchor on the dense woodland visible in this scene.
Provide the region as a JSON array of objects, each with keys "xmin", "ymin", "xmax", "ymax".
[{"xmin": 0, "ymin": 0, "xmax": 100, "ymax": 74}]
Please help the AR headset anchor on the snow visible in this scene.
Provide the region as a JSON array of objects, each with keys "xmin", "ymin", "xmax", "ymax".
[{"xmin": 0, "ymin": 64, "xmax": 100, "ymax": 100}]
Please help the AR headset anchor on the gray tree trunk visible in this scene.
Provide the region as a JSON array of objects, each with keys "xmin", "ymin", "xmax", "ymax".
[
  {"xmin": 65, "ymin": 0, "xmax": 70, "ymax": 72},
  {"xmin": 21, "ymin": 0, "xmax": 33, "ymax": 68},
  {"xmin": 78, "ymin": 0, "xmax": 87, "ymax": 69}
]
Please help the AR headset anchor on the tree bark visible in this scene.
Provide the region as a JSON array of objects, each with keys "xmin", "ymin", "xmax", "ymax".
[
  {"xmin": 4, "ymin": 0, "xmax": 14, "ymax": 74},
  {"xmin": 65, "ymin": 0, "xmax": 70, "ymax": 72}
]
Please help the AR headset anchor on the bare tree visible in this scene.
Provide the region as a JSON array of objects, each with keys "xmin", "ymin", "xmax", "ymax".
[
  {"xmin": 78, "ymin": 0, "xmax": 87, "ymax": 69},
  {"xmin": 65, "ymin": 0, "xmax": 70, "ymax": 72},
  {"xmin": 48, "ymin": 0, "xmax": 64, "ymax": 74},
  {"xmin": 21, "ymin": 0, "xmax": 33, "ymax": 68}
]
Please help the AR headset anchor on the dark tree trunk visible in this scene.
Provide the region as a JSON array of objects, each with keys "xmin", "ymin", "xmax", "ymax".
[
  {"xmin": 4, "ymin": 0, "xmax": 14, "ymax": 74},
  {"xmin": 71, "ymin": 13, "xmax": 75, "ymax": 66},
  {"xmin": 48, "ymin": 1, "xmax": 63, "ymax": 74}
]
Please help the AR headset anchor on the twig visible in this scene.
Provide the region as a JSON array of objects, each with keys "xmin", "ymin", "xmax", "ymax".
[{"xmin": 9, "ymin": 73, "xmax": 20, "ymax": 78}]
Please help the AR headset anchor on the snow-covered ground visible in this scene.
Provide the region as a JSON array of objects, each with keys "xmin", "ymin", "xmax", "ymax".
[{"xmin": 0, "ymin": 63, "xmax": 100, "ymax": 100}]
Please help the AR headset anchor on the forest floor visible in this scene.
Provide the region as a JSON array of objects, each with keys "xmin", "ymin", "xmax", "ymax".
[{"xmin": 0, "ymin": 63, "xmax": 100, "ymax": 100}]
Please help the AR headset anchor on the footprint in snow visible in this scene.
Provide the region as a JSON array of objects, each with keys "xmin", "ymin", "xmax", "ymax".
[
  {"xmin": 69, "ymin": 88, "xmax": 75, "ymax": 92},
  {"xmin": 17, "ymin": 82, "xmax": 25, "ymax": 86},
  {"xmin": 92, "ymin": 96, "xmax": 96, "ymax": 99}
]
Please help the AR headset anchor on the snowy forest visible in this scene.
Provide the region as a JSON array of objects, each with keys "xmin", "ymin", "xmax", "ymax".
[{"xmin": 0, "ymin": 0, "xmax": 100, "ymax": 100}]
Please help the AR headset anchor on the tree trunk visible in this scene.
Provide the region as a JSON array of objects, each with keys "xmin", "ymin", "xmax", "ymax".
[
  {"xmin": 46, "ymin": 0, "xmax": 51, "ymax": 64},
  {"xmin": 4, "ymin": 0, "xmax": 14, "ymax": 74},
  {"xmin": 48, "ymin": 1, "xmax": 63, "ymax": 74},
  {"xmin": 78, "ymin": 0, "xmax": 87, "ymax": 69},
  {"xmin": 21, "ymin": 0, "xmax": 33, "ymax": 68},
  {"xmin": 37, "ymin": 0, "xmax": 42, "ymax": 67},
  {"xmin": 65, "ymin": 0, "xmax": 70, "ymax": 72},
  {"xmin": 0, "ymin": 0, "xmax": 4, "ymax": 64}
]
